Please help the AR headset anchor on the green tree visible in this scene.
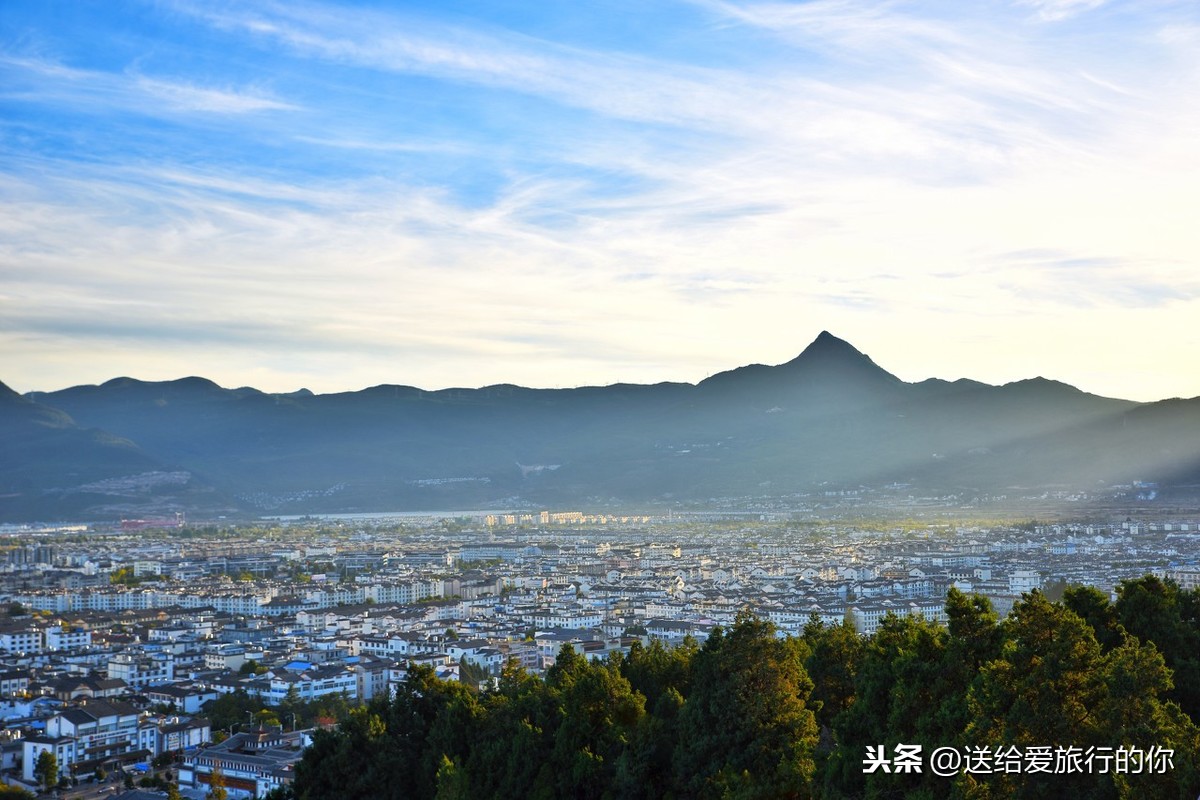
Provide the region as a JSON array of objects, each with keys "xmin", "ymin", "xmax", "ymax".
[
  {"xmin": 279, "ymin": 684, "xmax": 303, "ymax": 725},
  {"xmin": 620, "ymin": 636, "xmax": 696, "ymax": 710},
  {"xmin": 433, "ymin": 755, "xmax": 471, "ymax": 800},
  {"xmin": 614, "ymin": 686, "xmax": 683, "ymax": 800},
  {"xmin": 203, "ymin": 689, "xmax": 260, "ymax": 731},
  {"xmin": 292, "ymin": 701, "xmax": 403, "ymax": 799},
  {"xmin": 34, "ymin": 750, "xmax": 57, "ymax": 792},
  {"xmin": 1115, "ymin": 576, "xmax": 1200, "ymax": 721},
  {"xmin": 1063, "ymin": 584, "xmax": 1126, "ymax": 652},
  {"xmin": 458, "ymin": 657, "xmax": 489, "ymax": 687},
  {"xmin": 417, "ymin": 674, "xmax": 484, "ymax": 799},
  {"xmin": 544, "ymin": 649, "xmax": 645, "ymax": 800},
  {"xmin": 822, "ymin": 612, "xmax": 949, "ymax": 799},
  {"xmin": 256, "ymin": 708, "xmax": 282, "ymax": 728},
  {"xmin": 238, "ymin": 659, "xmax": 268, "ymax": 676},
  {"xmin": 674, "ymin": 611, "xmax": 819, "ymax": 798},
  {"xmin": 966, "ymin": 591, "xmax": 1108, "ymax": 798},
  {"xmin": 461, "ymin": 659, "xmax": 547, "ymax": 799},
  {"xmin": 936, "ymin": 588, "xmax": 1004, "ymax": 739},
  {"xmin": 1095, "ymin": 636, "xmax": 1200, "ymax": 798},
  {"xmin": 802, "ymin": 616, "xmax": 863, "ymax": 733}
]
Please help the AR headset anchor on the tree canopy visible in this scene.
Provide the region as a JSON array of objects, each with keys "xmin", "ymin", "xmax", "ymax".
[{"xmin": 279, "ymin": 577, "xmax": 1200, "ymax": 800}]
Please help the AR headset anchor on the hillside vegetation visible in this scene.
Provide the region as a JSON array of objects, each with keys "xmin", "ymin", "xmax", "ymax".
[{"xmin": 267, "ymin": 576, "xmax": 1200, "ymax": 799}]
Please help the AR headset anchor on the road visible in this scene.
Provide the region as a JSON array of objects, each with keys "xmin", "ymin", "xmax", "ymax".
[{"xmin": 45, "ymin": 779, "xmax": 125, "ymax": 799}]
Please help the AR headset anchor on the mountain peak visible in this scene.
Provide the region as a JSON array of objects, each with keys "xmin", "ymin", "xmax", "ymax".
[
  {"xmin": 697, "ymin": 332, "xmax": 900, "ymax": 395},
  {"xmin": 774, "ymin": 331, "xmax": 901, "ymax": 388},
  {"xmin": 792, "ymin": 330, "xmax": 861, "ymax": 360}
]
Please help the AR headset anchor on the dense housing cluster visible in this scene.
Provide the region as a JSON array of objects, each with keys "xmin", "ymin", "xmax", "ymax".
[{"xmin": 0, "ymin": 513, "xmax": 1196, "ymax": 797}]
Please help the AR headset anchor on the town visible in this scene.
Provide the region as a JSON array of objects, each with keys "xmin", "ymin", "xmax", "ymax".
[{"xmin": 0, "ymin": 509, "xmax": 1196, "ymax": 798}]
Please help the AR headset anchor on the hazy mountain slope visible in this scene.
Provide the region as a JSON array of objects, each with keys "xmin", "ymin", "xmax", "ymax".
[
  {"xmin": 0, "ymin": 380, "xmax": 216, "ymax": 520},
  {"xmin": 9, "ymin": 333, "xmax": 1200, "ymax": 518}
]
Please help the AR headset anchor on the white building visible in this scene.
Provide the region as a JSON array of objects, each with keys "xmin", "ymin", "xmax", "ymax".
[
  {"xmin": 23, "ymin": 698, "xmax": 140, "ymax": 780},
  {"xmin": 44, "ymin": 626, "xmax": 92, "ymax": 652},
  {"xmin": 0, "ymin": 628, "xmax": 42, "ymax": 655},
  {"xmin": 107, "ymin": 652, "xmax": 174, "ymax": 690},
  {"xmin": 1008, "ymin": 570, "xmax": 1043, "ymax": 595},
  {"xmin": 180, "ymin": 727, "xmax": 309, "ymax": 800},
  {"xmin": 204, "ymin": 644, "xmax": 265, "ymax": 672}
]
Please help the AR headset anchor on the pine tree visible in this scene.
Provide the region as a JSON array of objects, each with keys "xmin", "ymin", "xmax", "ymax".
[
  {"xmin": 675, "ymin": 611, "xmax": 819, "ymax": 798},
  {"xmin": 33, "ymin": 750, "xmax": 57, "ymax": 792},
  {"xmin": 802, "ymin": 616, "xmax": 863, "ymax": 732},
  {"xmin": 433, "ymin": 755, "xmax": 470, "ymax": 800},
  {"xmin": 966, "ymin": 591, "xmax": 1108, "ymax": 798},
  {"xmin": 1115, "ymin": 576, "xmax": 1200, "ymax": 722}
]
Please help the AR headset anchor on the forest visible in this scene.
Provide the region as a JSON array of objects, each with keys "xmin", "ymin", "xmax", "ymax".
[{"xmin": 265, "ymin": 576, "xmax": 1200, "ymax": 799}]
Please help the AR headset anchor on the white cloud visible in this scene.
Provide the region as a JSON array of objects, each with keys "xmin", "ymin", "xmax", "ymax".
[
  {"xmin": 1016, "ymin": 0, "xmax": 1110, "ymax": 22},
  {"xmin": 0, "ymin": 54, "xmax": 299, "ymax": 117},
  {"xmin": 134, "ymin": 76, "xmax": 298, "ymax": 113}
]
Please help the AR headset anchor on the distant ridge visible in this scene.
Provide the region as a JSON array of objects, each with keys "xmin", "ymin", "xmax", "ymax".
[
  {"xmin": 4, "ymin": 332, "xmax": 1199, "ymax": 520},
  {"xmin": 0, "ymin": 378, "xmax": 179, "ymax": 520}
]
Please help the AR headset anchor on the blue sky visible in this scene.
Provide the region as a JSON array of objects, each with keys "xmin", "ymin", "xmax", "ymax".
[{"xmin": 2, "ymin": 0, "xmax": 1198, "ymax": 400}]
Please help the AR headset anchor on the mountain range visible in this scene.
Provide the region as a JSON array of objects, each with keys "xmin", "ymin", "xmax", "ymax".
[{"xmin": 3, "ymin": 332, "xmax": 1198, "ymax": 521}]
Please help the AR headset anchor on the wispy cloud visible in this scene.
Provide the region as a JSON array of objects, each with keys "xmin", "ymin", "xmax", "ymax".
[
  {"xmin": 167, "ymin": 1, "xmax": 746, "ymax": 129},
  {"xmin": 691, "ymin": 0, "xmax": 966, "ymax": 53},
  {"xmin": 0, "ymin": 54, "xmax": 299, "ymax": 117},
  {"xmin": 1017, "ymin": 0, "xmax": 1111, "ymax": 23},
  {"xmin": 134, "ymin": 76, "xmax": 297, "ymax": 113}
]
